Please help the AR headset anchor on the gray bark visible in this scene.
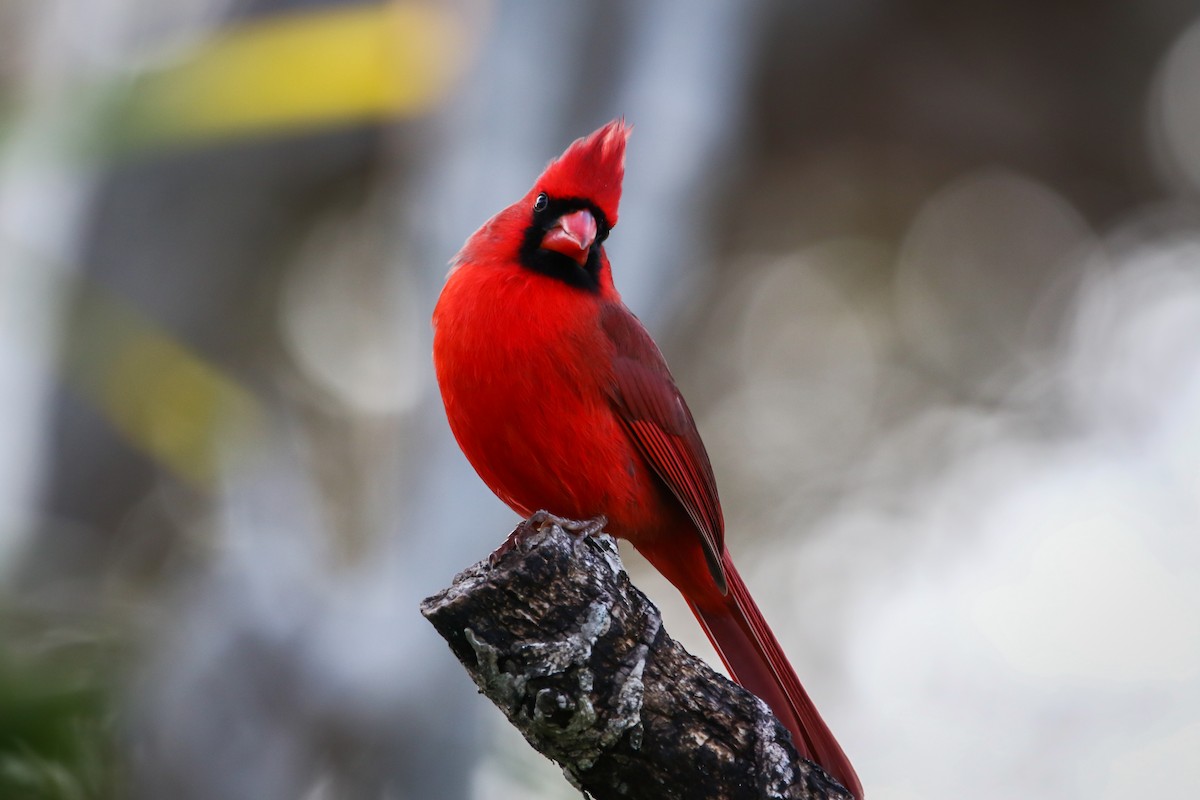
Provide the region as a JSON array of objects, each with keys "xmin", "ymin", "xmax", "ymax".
[{"xmin": 420, "ymin": 523, "xmax": 851, "ymax": 800}]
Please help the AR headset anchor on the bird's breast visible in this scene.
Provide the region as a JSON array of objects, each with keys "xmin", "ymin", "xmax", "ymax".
[{"xmin": 433, "ymin": 264, "xmax": 666, "ymax": 533}]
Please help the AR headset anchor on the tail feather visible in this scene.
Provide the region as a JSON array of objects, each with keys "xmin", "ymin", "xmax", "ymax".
[{"xmin": 690, "ymin": 554, "xmax": 862, "ymax": 799}]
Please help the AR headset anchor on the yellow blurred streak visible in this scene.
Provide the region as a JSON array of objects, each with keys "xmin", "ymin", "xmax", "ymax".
[
  {"xmin": 66, "ymin": 290, "xmax": 259, "ymax": 487},
  {"xmin": 120, "ymin": 2, "xmax": 464, "ymax": 149}
]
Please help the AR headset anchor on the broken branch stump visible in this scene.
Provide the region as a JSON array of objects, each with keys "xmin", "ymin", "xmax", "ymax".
[{"xmin": 419, "ymin": 523, "xmax": 851, "ymax": 800}]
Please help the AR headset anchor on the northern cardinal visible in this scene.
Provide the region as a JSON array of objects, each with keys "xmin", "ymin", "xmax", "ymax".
[{"xmin": 432, "ymin": 120, "xmax": 861, "ymax": 798}]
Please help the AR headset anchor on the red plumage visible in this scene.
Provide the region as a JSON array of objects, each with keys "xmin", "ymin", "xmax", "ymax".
[{"xmin": 432, "ymin": 120, "xmax": 862, "ymax": 799}]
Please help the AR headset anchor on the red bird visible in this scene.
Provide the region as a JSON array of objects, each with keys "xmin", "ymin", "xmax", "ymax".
[{"xmin": 432, "ymin": 120, "xmax": 861, "ymax": 798}]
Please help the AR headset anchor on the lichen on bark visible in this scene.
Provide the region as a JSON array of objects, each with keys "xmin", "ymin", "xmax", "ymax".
[{"xmin": 421, "ymin": 524, "xmax": 851, "ymax": 800}]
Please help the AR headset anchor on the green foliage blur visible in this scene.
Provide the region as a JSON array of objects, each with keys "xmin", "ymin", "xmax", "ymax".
[{"xmin": 0, "ymin": 627, "xmax": 120, "ymax": 800}]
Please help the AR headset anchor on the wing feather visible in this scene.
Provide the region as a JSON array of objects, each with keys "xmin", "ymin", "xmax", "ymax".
[{"xmin": 601, "ymin": 304, "xmax": 726, "ymax": 592}]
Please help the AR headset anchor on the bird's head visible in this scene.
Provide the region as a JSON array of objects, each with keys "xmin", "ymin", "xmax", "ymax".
[
  {"xmin": 452, "ymin": 119, "xmax": 630, "ymax": 294},
  {"xmin": 516, "ymin": 119, "xmax": 630, "ymax": 291}
]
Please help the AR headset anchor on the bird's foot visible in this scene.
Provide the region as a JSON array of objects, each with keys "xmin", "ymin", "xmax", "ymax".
[{"xmin": 489, "ymin": 510, "xmax": 609, "ymax": 566}]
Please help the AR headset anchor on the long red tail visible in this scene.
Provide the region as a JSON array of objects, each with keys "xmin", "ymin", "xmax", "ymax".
[{"xmin": 690, "ymin": 554, "xmax": 863, "ymax": 799}]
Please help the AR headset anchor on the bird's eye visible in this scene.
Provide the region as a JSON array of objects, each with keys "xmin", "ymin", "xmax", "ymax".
[{"xmin": 533, "ymin": 193, "xmax": 549, "ymax": 213}]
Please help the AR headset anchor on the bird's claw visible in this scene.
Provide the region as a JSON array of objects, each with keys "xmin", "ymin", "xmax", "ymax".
[{"xmin": 488, "ymin": 510, "xmax": 609, "ymax": 566}]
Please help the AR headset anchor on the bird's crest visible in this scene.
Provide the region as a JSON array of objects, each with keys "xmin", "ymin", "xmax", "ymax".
[{"xmin": 534, "ymin": 119, "xmax": 630, "ymax": 228}]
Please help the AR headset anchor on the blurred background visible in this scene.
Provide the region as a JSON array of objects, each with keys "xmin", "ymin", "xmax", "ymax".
[{"xmin": 2, "ymin": 1, "xmax": 1199, "ymax": 798}]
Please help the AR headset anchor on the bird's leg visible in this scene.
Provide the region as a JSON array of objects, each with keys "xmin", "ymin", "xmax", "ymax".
[{"xmin": 489, "ymin": 510, "xmax": 608, "ymax": 566}]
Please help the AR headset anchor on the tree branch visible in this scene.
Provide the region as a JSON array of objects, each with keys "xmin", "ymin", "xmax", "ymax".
[{"xmin": 419, "ymin": 523, "xmax": 851, "ymax": 800}]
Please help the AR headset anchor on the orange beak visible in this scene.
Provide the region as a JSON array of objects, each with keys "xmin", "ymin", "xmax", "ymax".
[{"xmin": 540, "ymin": 209, "xmax": 598, "ymax": 265}]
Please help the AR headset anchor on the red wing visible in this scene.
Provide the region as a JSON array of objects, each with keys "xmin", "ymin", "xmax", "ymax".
[{"xmin": 601, "ymin": 304, "xmax": 727, "ymax": 592}]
